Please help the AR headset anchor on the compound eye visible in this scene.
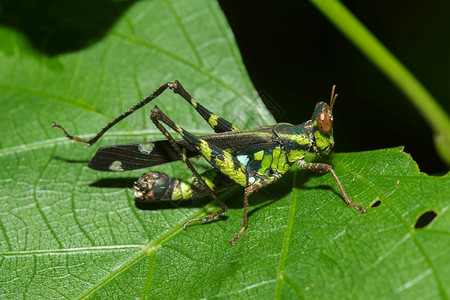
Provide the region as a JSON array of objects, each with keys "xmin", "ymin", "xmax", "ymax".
[{"xmin": 317, "ymin": 111, "xmax": 332, "ymax": 134}]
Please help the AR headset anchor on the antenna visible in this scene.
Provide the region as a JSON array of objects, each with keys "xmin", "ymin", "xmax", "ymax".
[{"xmin": 330, "ymin": 85, "xmax": 338, "ymax": 111}]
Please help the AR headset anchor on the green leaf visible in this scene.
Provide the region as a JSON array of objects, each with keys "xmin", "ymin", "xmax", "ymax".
[{"xmin": 1, "ymin": 1, "xmax": 449, "ymax": 300}]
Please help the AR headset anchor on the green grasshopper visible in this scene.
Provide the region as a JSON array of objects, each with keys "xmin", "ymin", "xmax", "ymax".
[{"xmin": 53, "ymin": 81, "xmax": 366, "ymax": 245}]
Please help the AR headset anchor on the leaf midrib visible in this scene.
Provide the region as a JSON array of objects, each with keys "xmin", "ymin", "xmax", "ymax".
[{"xmin": 77, "ymin": 201, "xmax": 217, "ymax": 298}]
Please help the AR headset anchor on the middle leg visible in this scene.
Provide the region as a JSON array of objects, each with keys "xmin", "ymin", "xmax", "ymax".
[{"xmin": 149, "ymin": 105, "xmax": 249, "ymax": 229}]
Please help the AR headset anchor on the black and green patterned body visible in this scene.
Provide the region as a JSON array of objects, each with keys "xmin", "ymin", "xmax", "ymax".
[
  {"xmin": 53, "ymin": 80, "xmax": 365, "ymax": 245},
  {"xmin": 133, "ymin": 101, "xmax": 334, "ymax": 204}
]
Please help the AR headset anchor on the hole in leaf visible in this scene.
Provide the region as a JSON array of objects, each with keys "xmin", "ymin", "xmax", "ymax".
[
  {"xmin": 371, "ymin": 200, "xmax": 381, "ymax": 207},
  {"xmin": 414, "ymin": 210, "xmax": 437, "ymax": 229}
]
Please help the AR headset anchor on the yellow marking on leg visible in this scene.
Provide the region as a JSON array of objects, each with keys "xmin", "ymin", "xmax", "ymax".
[
  {"xmin": 190, "ymin": 97, "xmax": 198, "ymax": 108},
  {"xmin": 199, "ymin": 140, "xmax": 213, "ymax": 161},
  {"xmin": 214, "ymin": 152, "xmax": 247, "ymax": 186},
  {"xmin": 208, "ymin": 114, "xmax": 220, "ymax": 128},
  {"xmin": 175, "ymin": 124, "xmax": 183, "ymax": 134}
]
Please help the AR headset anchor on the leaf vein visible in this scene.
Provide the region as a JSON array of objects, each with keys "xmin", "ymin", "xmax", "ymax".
[
  {"xmin": 275, "ymin": 169, "xmax": 299, "ymax": 299},
  {"xmin": 33, "ymin": 146, "xmax": 64, "ymax": 248},
  {"xmin": 338, "ymin": 161, "xmax": 449, "ymax": 298}
]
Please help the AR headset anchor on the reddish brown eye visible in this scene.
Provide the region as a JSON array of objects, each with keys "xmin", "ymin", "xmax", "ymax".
[{"xmin": 317, "ymin": 111, "xmax": 332, "ymax": 134}]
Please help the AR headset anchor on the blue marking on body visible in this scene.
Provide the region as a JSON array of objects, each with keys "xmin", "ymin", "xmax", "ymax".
[{"xmin": 237, "ymin": 155, "xmax": 249, "ymax": 166}]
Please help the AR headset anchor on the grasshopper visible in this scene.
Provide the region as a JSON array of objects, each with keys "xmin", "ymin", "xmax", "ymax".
[{"xmin": 53, "ymin": 81, "xmax": 366, "ymax": 245}]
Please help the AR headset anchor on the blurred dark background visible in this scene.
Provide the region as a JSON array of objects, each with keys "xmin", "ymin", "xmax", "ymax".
[{"xmin": 219, "ymin": 0, "xmax": 449, "ymax": 174}]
